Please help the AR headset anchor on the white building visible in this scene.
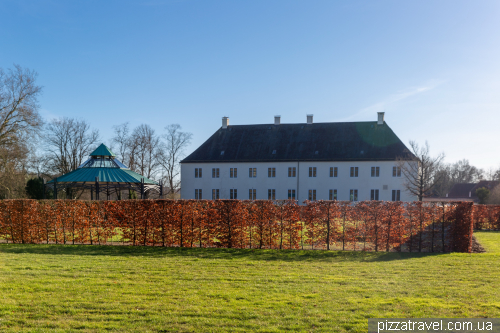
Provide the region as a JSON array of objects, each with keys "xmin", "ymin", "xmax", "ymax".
[{"xmin": 180, "ymin": 113, "xmax": 416, "ymax": 202}]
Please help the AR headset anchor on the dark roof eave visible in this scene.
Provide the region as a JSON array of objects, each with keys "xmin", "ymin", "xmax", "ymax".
[{"xmin": 181, "ymin": 157, "xmax": 414, "ymax": 163}]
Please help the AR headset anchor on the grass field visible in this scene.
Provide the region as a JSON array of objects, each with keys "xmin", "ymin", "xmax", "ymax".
[{"xmin": 0, "ymin": 232, "xmax": 499, "ymax": 332}]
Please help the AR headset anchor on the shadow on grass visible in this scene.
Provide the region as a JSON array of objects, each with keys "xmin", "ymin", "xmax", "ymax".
[{"xmin": 0, "ymin": 243, "xmax": 453, "ymax": 262}]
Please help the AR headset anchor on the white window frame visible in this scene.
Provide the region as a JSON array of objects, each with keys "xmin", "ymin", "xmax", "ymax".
[
  {"xmin": 350, "ymin": 167, "xmax": 359, "ymax": 177},
  {"xmin": 308, "ymin": 189, "xmax": 317, "ymax": 201},
  {"xmin": 330, "ymin": 167, "xmax": 338, "ymax": 177},
  {"xmin": 268, "ymin": 167, "xmax": 276, "ymax": 178},
  {"xmin": 393, "ymin": 166, "xmax": 402, "ymax": 177},
  {"xmin": 392, "ymin": 189, "xmax": 401, "ymax": 201},
  {"xmin": 212, "ymin": 168, "xmax": 220, "ymax": 178},
  {"xmin": 249, "ymin": 168, "xmax": 257, "ymax": 178},
  {"xmin": 329, "ymin": 189, "xmax": 337, "ymax": 200},
  {"xmin": 350, "ymin": 189, "xmax": 358, "ymax": 201},
  {"xmin": 230, "ymin": 168, "xmax": 237, "ymax": 178},
  {"xmin": 195, "ymin": 168, "xmax": 202, "ymax": 178}
]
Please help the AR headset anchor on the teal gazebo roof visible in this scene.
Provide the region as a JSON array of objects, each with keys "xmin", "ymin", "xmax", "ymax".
[
  {"xmin": 47, "ymin": 143, "xmax": 157, "ymax": 185},
  {"xmin": 48, "ymin": 167, "xmax": 158, "ymax": 184},
  {"xmin": 90, "ymin": 143, "xmax": 116, "ymax": 157}
]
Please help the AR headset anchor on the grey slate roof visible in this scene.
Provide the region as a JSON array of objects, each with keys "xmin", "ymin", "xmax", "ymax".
[{"xmin": 181, "ymin": 121, "xmax": 412, "ymax": 163}]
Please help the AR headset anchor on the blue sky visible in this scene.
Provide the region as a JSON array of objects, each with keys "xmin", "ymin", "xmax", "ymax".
[{"xmin": 1, "ymin": 0, "xmax": 499, "ymax": 170}]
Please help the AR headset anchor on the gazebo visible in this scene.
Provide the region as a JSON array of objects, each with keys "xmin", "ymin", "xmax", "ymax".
[{"xmin": 46, "ymin": 144, "xmax": 163, "ymax": 200}]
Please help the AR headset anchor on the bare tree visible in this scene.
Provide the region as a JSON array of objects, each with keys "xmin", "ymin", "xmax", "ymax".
[
  {"xmin": 398, "ymin": 140, "xmax": 445, "ymax": 201},
  {"xmin": 111, "ymin": 123, "xmax": 163, "ymax": 179},
  {"xmin": 0, "ymin": 65, "xmax": 43, "ymax": 147},
  {"xmin": 129, "ymin": 124, "xmax": 162, "ymax": 179},
  {"xmin": 487, "ymin": 184, "xmax": 500, "ymax": 205},
  {"xmin": 449, "ymin": 159, "xmax": 483, "ymax": 184},
  {"xmin": 111, "ymin": 123, "xmax": 131, "ymax": 166},
  {"xmin": 158, "ymin": 124, "xmax": 192, "ymax": 197},
  {"xmin": 432, "ymin": 164, "xmax": 452, "ymax": 197},
  {"xmin": 0, "ymin": 142, "xmax": 30, "ymax": 199},
  {"xmin": 45, "ymin": 117, "xmax": 100, "ymax": 175},
  {"xmin": 484, "ymin": 166, "xmax": 500, "ymax": 181}
]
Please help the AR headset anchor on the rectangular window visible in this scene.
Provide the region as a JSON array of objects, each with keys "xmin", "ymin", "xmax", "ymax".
[
  {"xmin": 230, "ymin": 189, "xmax": 237, "ymax": 199},
  {"xmin": 212, "ymin": 168, "xmax": 220, "ymax": 178},
  {"xmin": 308, "ymin": 189, "xmax": 317, "ymax": 201},
  {"xmin": 268, "ymin": 167, "xmax": 276, "ymax": 178},
  {"xmin": 288, "ymin": 189, "xmax": 296, "ymax": 200},
  {"xmin": 392, "ymin": 190, "xmax": 401, "ymax": 201},
  {"xmin": 329, "ymin": 189, "xmax": 337, "ymax": 200},
  {"xmin": 230, "ymin": 168, "xmax": 237, "ymax": 178},
  {"xmin": 350, "ymin": 167, "xmax": 359, "ymax": 177},
  {"xmin": 268, "ymin": 189, "xmax": 276, "ymax": 200},
  {"xmin": 195, "ymin": 189, "xmax": 202, "ymax": 200},
  {"xmin": 249, "ymin": 189, "xmax": 256, "ymax": 200},
  {"xmin": 212, "ymin": 189, "xmax": 219, "ymax": 200},
  {"xmin": 309, "ymin": 167, "xmax": 317, "ymax": 177},
  {"xmin": 350, "ymin": 189, "xmax": 358, "ymax": 202},
  {"xmin": 288, "ymin": 167, "xmax": 296, "ymax": 177},
  {"xmin": 393, "ymin": 166, "xmax": 402, "ymax": 177},
  {"xmin": 330, "ymin": 167, "xmax": 338, "ymax": 177},
  {"xmin": 195, "ymin": 168, "xmax": 202, "ymax": 178},
  {"xmin": 249, "ymin": 168, "xmax": 257, "ymax": 178},
  {"xmin": 371, "ymin": 166, "xmax": 380, "ymax": 177},
  {"xmin": 371, "ymin": 189, "xmax": 379, "ymax": 200}
]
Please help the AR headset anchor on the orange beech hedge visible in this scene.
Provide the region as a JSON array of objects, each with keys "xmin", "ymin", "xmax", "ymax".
[
  {"xmin": 0, "ymin": 200, "xmax": 476, "ymax": 253},
  {"xmin": 472, "ymin": 205, "xmax": 500, "ymax": 230}
]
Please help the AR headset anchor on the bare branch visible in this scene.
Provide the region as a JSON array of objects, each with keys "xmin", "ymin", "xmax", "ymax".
[
  {"xmin": 397, "ymin": 140, "xmax": 445, "ymax": 201},
  {"xmin": 0, "ymin": 65, "xmax": 43, "ymax": 148},
  {"xmin": 158, "ymin": 124, "xmax": 192, "ymax": 196}
]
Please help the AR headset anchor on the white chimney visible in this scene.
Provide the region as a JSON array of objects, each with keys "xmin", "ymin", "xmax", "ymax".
[
  {"xmin": 377, "ymin": 112, "xmax": 385, "ymax": 125},
  {"xmin": 274, "ymin": 115, "xmax": 281, "ymax": 125},
  {"xmin": 222, "ymin": 116, "xmax": 229, "ymax": 129},
  {"xmin": 307, "ymin": 114, "xmax": 313, "ymax": 124}
]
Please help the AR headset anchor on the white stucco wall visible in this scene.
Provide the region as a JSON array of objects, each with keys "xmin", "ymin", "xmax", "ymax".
[{"xmin": 180, "ymin": 161, "xmax": 416, "ymax": 202}]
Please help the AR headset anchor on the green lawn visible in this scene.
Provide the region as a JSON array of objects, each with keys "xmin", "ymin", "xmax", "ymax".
[
  {"xmin": 475, "ymin": 231, "xmax": 500, "ymax": 253},
  {"xmin": 0, "ymin": 232, "xmax": 499, "ymax": 332}
]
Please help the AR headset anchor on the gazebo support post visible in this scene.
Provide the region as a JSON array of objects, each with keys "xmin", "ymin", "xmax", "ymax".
[
  {"xmin": 159, "ymin": 180, "xmax": 163, "ymax": 199},
  {"xmin": 54, "ymin": 178, "xmax": 58, "ymax": 199},
  {"xmin": 43, "ymin": 178, "xmax": 46, "ymax": 199},
  {"xmin": 95, "ymin": 177, "xmax": 99, "ymax": 200},
  {"xmin": 107, "ymin": 182, "xmax": 110, "ymax": 200},
  {"xmin": 140, "ymin": 178, "xmax": 144, "ymax": 199}
]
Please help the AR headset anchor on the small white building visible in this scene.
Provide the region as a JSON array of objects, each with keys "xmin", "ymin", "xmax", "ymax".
[{"xmin": 180, "ymin": 113, "xmax": 416, "ymax": 202}]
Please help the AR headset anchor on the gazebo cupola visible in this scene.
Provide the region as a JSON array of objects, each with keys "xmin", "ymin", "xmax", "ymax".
[{"xmin": 46, "ymin": 143, "xmax": 162, "ymax": 200}]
